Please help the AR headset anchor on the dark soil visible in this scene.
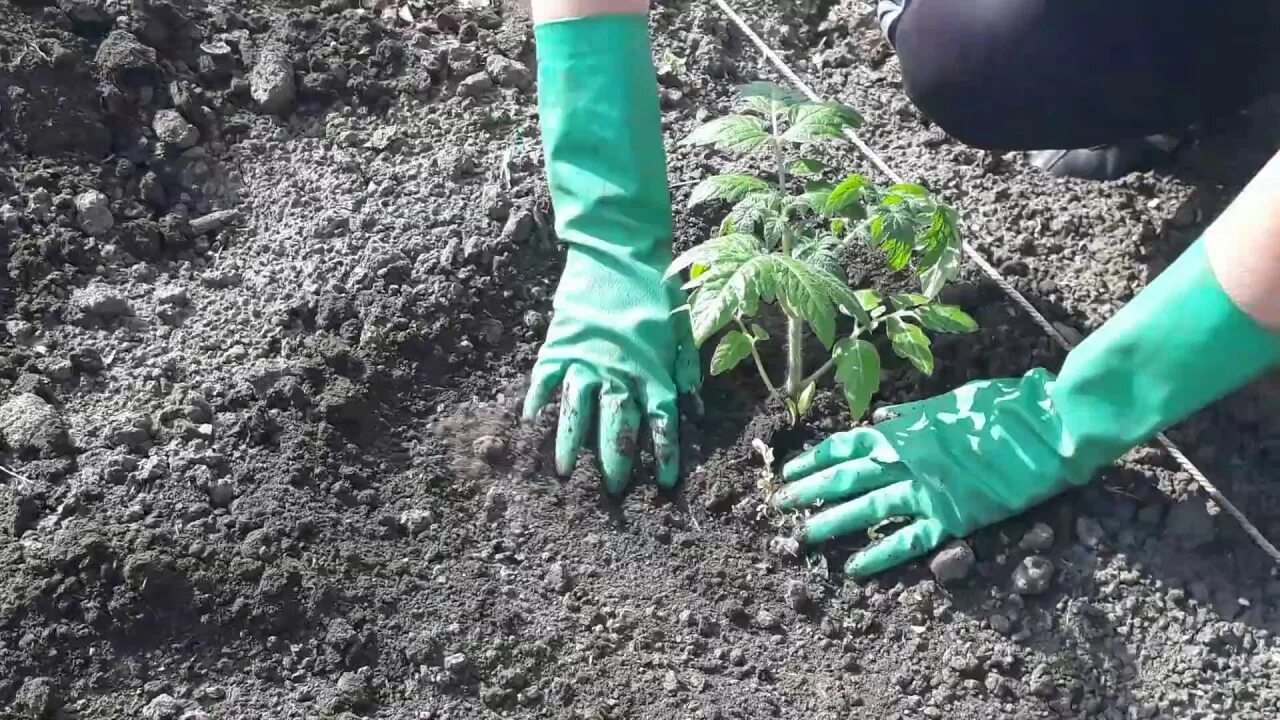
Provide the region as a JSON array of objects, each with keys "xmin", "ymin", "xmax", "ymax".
[{"xmin": 3, "ymin": 0, "xmax": 1279, "ymax": 718}]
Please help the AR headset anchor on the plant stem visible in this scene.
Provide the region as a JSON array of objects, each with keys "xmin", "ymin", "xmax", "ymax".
[
  {"xmin": 737, "ymin": 319, "xmax": 779, "ymax": 398},
  {"xmin": 771, "ymin": 106, "xmax": 804, "ymax": 399}
]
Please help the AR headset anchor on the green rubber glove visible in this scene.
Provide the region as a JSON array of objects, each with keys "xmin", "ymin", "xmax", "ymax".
[
  {"xmin": 523, "ymin": 15, "xmax": 701, "ymax": 493},
  {"xmin": 777, "ymin": 239, "xmax": 1280, "ymax": 577}
]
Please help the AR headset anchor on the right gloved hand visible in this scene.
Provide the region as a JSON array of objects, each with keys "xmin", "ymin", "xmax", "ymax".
[
  {"xmin": 776, "ymin": 369, "xmax": 1084, "ymax": 577},
  {"xmin": 777, "ymin": 238, "xmax": 1279, "ymax": 577}
]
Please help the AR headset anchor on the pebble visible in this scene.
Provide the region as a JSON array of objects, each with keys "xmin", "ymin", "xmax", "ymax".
[
  {"xmin": 250, "ymin": 45, "xmax": 297, "ymax": 114},
  {"xmin": 0, "ymin": 393, "xmax": 67, "ymax": 457},
  {"xmin": 208, "ymin": 480, "xmax": 236, "ymax": 507},
  {"xmin": 472, "ymin": 434, "xmax": 506, "ymax": 461},
  {"xmin": 546, "ymin": 561, "xmax": 573, "ymax": 593},
  {"xmin": 459, "ymin": 71, "xmax": 494, "ymax": 97},
  {"xmin": 141, "ymin": 694, "xmax": 186, "ymax": 720},
  {"xmin": 1012, "ymin": 555, "xmax": 1055, "ymax": 595},
  {"xmin": 754, "ymin": 609, "xmax": 780, "ymax": 630},
  {"xmin": 486, "ymin": 55, "xmax": 532, "ymax": 89},
  {"xmin": 74, "ymin": 191, "xmax": 114, "ymax": 235},
  {"xmin": 447, "ymin": 44, "xmax": 480, "ymax": 75},
  {"xmin": 155, "ymin": 286, "xmax": 190, "ymax": 306},
  {"xmin": 74, "ymin": 284, "xmax": 132, "ymax": 317},
  {"xmin": 444, "ymin": 652, "xmax": 468, "ymax": 674},
  {"xmin": 188, "ymin": 209, "xmax": 242, "ymax": 236},
  {"xmin": 929, "ymin": 540, "xmax": 975, "ymax": 583},
  {"xmin": 399, "ymin": 508, "xmax": 434, "ymax": 535},
  {"xmin": 1075, "ymin": 516, "xmax": 1104, "ymax": 548},
  {"xmin": 783, "ymin": 579, "xmax": 808, "ymax": 611},
  {"xmin": 152, "ymin": 109, "xmax": 199, "ymax": 148},
  {"xmin": 1018, "ymin": 522, "xmax": 1055, "ymax": 551},
  {"xmin": 768, "ymin": 536, "xmax": 800, "ymax": 557}
]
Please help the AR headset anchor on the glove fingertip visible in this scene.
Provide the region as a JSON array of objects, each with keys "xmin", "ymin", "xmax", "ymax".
[{"xmin": 523, "ymin": 364, "xmax": 564, "ymax": 421}]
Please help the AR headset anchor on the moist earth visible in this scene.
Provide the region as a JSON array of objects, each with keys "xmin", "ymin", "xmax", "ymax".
[{"xmin": 2, "ymin": 0, "xmax": 1280, "ymax": 718}]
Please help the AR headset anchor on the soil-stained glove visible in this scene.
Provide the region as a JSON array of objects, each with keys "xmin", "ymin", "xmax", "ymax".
[
  {"xmin": 776, "ymin": 239, "xmax": 1280, "ymax": 577},
  {"xmin": 524, "ymin": 15, "xmax": 701, "ymax": 493}
]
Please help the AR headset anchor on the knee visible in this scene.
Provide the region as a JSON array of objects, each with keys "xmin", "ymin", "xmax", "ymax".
[{"xmin": 894, "ymin": 31, "xmax": 1007, "ymax": 150}]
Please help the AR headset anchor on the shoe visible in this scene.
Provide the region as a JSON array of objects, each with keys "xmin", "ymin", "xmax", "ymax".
[{"xmin": 1026, "ymin": 134, "xmax": 1182, "ymax": 180}]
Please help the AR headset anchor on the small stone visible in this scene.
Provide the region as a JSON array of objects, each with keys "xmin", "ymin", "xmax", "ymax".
[
  {"xmin": 15, "ymin": 677, "xmax": 55, "ymax": 719},
  {"xmin": 483, "ymin": 487, "xmax": 507, "ymax": 522},
  {"xmin": 75, "ymin": 191, "xmax": 114, "ymax": 235},
  {"xmin": 546, "ymin": 561, "xmax": 573, "ymax": 593},
  {"xmin": 472, "ymin": 434, "xmax": 506, "ymax": 461},
  {"xmin": 399, "ymin": 508, "xmax": 434, "ymax": 535},
  {"xmin": 754, "ymin": 609, "xmax": 780, "ymax": 630},
  {"xmin": 485, "ymin": 55, "xmax": 532, "ymax": 89},
  {"xmin": 1018, "ymin": 522, "xmax": 1055, "ymax": 551},
  {"xmin": 188, "ymin": 209, "xmax": 242, "ymax": 236},
  {"xmin": 152, "ymin": 109, "xmax": 199, "ymax": 148},
  {"xmin": 447, "ymin": 44, "xmax": 480, "ymax": 75},
  {"xmin": 208, "ymin": 480, "xmax": 236, "ymax": 507},
  {"xmin": 0, "ymin": 393, "xmax": 67, "ymax": 457},
  {"xmin": 444, "ymin": 652, "xmax": 468, "ymax": 674},
  {"xmin": 141, "ymin": 694, "xmax": 185, "ymax": 720},
  {"xmin": 1164, "ymin": 500, "xmax": 1216, "ymax": 549},
  {"xmin": 989, "ymin": 614, "xmax": 1012, "ymax": 634},
  {"xmin": 250, "ymin": 45, "xmax": 297, "ymax": 115},
  {"xmin": 929, "ymin": 540, "xmax": 975, "ymax": 583},
  {"xmin": 1012, "ymin": 555, "xmax": 1054, "ymax": 595},
  {"xmin": 1075, "ymin": 516, "xmax": 1104, "ymax": 548},
  {"xmin": 95, "ymin": 30, "xmax": 159, "ymax": 84},
  {"xmin": 73, "ymin": 284, "xmax": 132, "ymax": 317},
  {"xmin": 155, "ymin": 286, "xmax": 189, "ymax": 306},
  {"xmin": 783, "ymin": 579, "xmax": 809, "ymax": 612},
  {"xmin": 662, "ymin": 670, "xmax": 679, "ymax": 693},
  {"xmin": 768, "ymin": 536, "xmax": 800, "ymax": 557},
  {"xmin": 459, "ymin": 71, "xmax": 494, "ymax": 97}
]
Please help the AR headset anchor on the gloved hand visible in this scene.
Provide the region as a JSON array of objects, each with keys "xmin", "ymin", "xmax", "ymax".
[
  {"xmin": 777, "ymin": 239, "xmax": 1280, "ymax": 577},
  {"xmin": 524, "ymin": 15, "xmax": 701, "ymax": 493}
]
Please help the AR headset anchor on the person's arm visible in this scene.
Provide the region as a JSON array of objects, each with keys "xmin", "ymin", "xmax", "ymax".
[
  {"xmin": 776, "ymin": 151, "xmax": 1280, "ymax": 578},
  {"xmin": 523, "ymin": 1, "xmax": 701, "ymax": 493}
]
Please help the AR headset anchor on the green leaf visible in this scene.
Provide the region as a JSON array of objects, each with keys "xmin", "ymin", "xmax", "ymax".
[
  {"xmin": 886, "ymin": 317, "xmax": 934, "ymax": 375},
  {"xmin": 822, "ymin": 174, "xmax": 871, "ymax": 217},
  {"xmin": 782, "ymin": 102, "xmax": 863, "ymax": 143},
  {"xmin": 888, "ymin": 293, "xmax": 930, "ymax": 310},
  {"xmin": 833, "ymin": 337, "xmax": 880, "ymax": 421},
  {"xmin": 751, "ymin": 322, "xmax": 770, "ymax": 341},
  {"xmin": 688, "ymin": 174, "xmax": 771, "ymax": 208},
  {"xmin": 771, "ymin": 256, "xmax": 866, "ymax": 346},
  {"xmin": 720, "ymin": 191, "xmax": 779, "ymax": 237},
  {"xmin": 666, "ymin": 232, "xmax": 762, "ymax": 281},
  {"xmin": 790, "ymin": 233, "xmax": 844, "ymax": 276},
  {"xmin": 710, "ymin": 330, "xmax": 754, "ymax": 375},
  {"xmin": 797, "ymin": 180, "xmax": 835, "ymax": 214},
  {"xmin": 789, "ymin": 158, "xmax": 826, "ymax": 176},
  {"xmin": 920, "ymin": 241, "xmax": 962, "ymax": 298},
  {"xmin": 795, "ymin": 381, "xmax": 817, "ymax": 418},
  {"xmin": 888, "ymin": 182, "xmax": 930, "ymax": 198},
  {"xmin": 916, "ymin": 304, "xmax": 978, "ymax": 333},
  {"xmin": 681, "ymin": 115, "xmax": 770, "ymax": 153},
  {"xmin": 854, "ymin": 289, "xmax": 882, "ymax": 313}
]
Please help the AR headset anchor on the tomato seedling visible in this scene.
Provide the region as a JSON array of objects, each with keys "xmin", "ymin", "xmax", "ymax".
[{"xmin": 668, "ymin": 81, "xmax": 977, "ymax": 423}]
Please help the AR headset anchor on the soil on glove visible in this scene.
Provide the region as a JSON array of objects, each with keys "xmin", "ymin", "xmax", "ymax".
[{"xmin": 3, "ymin": 0, "xmax": 1280, "ymax": 718}]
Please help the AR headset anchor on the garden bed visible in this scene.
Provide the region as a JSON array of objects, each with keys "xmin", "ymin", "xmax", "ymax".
[{"xmin": 3, "ymin": 0, "xmax": 1280, "ymax": 717}]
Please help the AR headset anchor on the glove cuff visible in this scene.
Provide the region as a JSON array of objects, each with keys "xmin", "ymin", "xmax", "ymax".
[
  {"xmin": 535, "ymin": 14, "xmax": 673, "ymax": 261},
  {"xmin": 1050, "ymin": 238, "xmax": 1280, "ymax": 473}
]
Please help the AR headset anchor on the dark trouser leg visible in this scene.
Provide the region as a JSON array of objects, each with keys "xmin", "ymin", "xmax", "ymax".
[{"xmin": 887, "ymin": 0, "xmax": 1277, "ymax": 152}]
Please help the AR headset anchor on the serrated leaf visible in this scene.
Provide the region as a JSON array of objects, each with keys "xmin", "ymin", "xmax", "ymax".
[
  {"xmin": 888, "ymin": 293, "xmax": 930, "ymax": 310},
  {"xmin": 789, "ymin": 158, "xmax": 825, "ymax": 176},
  {"xmin": 688, "ymin": 174, "xmax": 771, "ymax": 208},
  {"xmin": 751, "ymin": 322, "xmax": 770, "ymax": 341},
  {"xmin": 920, "ymin": 240, "xmax": 961, "ymax": 297},
  {"xmin": 854, "ymin": 289, "xmax": 882, "ymax": 313},
  {"xmin": 681, "ymin": 115, "xmax": 770, "ymax": 153},
  {"xmin": 797, "ymin": 181, "xmax": 834, "ymax": 214},
  {"xmin": 771, "ymin": 256, "xmax": 866, "ymax": 345},
  {"xmin": 795, "ymin": 381, "xmax": 816, "ymax": 417},
  {"xmin": 782, "ymin": 102, "xmax": 863, "ymax": 143},
  {"xmin": 888, "ymin": 182, "xmax": 930, "ymax": 197},
  {"xmin": 916, "ymin": 304, "xmax": 978, "ymax": 333},
  {"xmin": 833, "ymin": 337, "xmax": 880, "ymax": 421},
  {"xmin": 710, "ymin": 330, "xmax": 754, "ymax": 375},
  {"xmin": 886, "ymin": 317, "xmax": 934, "ymax": 375},
  {"xmin": 666, "ymin": 232, "xmax": 762, "ymax": 281},
  {"xmin": 822, "ymin": 174, "xmax": 871, "ymax": 217}
]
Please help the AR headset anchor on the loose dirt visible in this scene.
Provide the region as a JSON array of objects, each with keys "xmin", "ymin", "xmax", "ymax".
[{"xmin": 3, "ymin": 0, "xmax": 1279, "ymax": 718}]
